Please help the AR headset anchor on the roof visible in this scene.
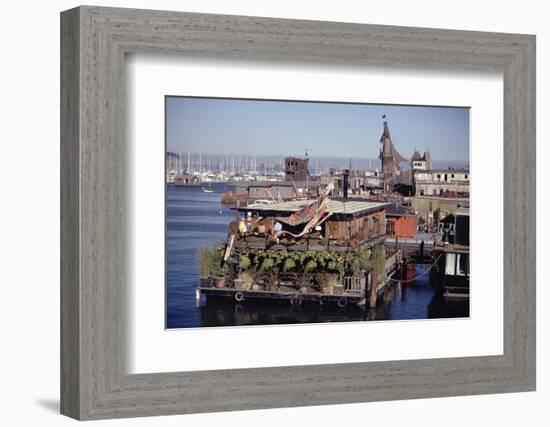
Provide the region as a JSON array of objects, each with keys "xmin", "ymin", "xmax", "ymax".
[
  {"xmin": 240, "ymin": 181, "xmax": 292, "ymax": 188},
  {"xmin": 380, "ymin": 121, "xmax": 391, "ymax": 142},
  {"xmin": 385, "ymin": 204, "xmax": 414, "ymax": 217},
  {"xmin": 416, "ymin": 169, "xmax": 469, "ymax": 174},
  {"xmin": 234, "ymin": 179, "xmax": 320, "ymax": 189},
  {"xmin": 411, "ymin": 151, "xmax": 422, "ymax": 161},
  {"xmin": 237, "ymin": 198, "xmax": 389, "ymax": 217}
]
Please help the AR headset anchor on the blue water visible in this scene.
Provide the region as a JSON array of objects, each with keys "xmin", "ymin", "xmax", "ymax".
[
  {"xmin": 166, "ymin": 183, "xmax": 235, "ymax": 328},
  {"xmin": 166, "ymin": 184, "xmax": 469, "ymax": 328}
]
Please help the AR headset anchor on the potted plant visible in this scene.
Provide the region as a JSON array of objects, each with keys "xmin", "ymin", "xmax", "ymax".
[
  {"xmin": 209, "ymin": 248, "xmax": 226, "ymax": 288},
  {"xmin": 197, "ymin": 247, "xmax": 213, "ymax": 287},
  {"xmin": 197, "ymin": 246, "xmax": 226, "ymax": 287},
  {"xmin": 318, "ymin": 272, "xmax": 339, "ymax": 295}
]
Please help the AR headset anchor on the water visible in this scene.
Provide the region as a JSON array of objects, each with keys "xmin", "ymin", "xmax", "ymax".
[
  {"xmin": 166, "ymin": 185, "xmax": 469, "ymax": 329},
  {"xmin": 166, "ymin": 183, "xmax": 235, "ymax": 328}
]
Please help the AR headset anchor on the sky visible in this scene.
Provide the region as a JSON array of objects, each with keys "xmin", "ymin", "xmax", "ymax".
[{"xmin": 166, "ymin": 96, "xmax": 469, "ymax": 162}]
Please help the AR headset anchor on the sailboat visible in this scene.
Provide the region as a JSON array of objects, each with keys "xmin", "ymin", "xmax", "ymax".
[{"xmin": 202, "ymin": 182, "xmax": 214, "ymax": 193}]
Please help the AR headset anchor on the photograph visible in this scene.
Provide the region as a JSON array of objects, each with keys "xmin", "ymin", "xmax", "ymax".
[{"xmin": 165, "ymin": 97, "xmax": 471, "ymax": 329}]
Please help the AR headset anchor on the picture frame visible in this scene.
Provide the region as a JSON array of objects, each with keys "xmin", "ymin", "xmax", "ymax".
[{"xmin": 60, "ymin": 5, "xmax": 536, "ymax": 420}]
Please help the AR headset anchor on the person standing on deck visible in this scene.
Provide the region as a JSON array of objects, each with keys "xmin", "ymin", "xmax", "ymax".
[{"xmin": 274, "ymin": 222, "xmax": 282, "ymax": 244}]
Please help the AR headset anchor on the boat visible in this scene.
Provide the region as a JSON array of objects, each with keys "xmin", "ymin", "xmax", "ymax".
[
  {"xmin": 174, "ymin": 173, "xmax": 201, "ymax": 187},
  {"xmin": 202, "ymin": 182, "xmax": 214, "ymax": 193}
]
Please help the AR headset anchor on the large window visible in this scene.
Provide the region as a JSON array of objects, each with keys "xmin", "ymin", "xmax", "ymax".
[
  {"xmin": 457, "ymin": 253, "xmax": 469, "ymax": 276},
  {"xmin": 444, "ymin": 253, "xmax": 469, "ymax": 276},
  {"xmin": 445, "ymin": 253, "xmax": 456, "ymax": 275}
]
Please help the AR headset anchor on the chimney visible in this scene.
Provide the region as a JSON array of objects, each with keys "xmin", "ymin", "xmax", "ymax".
[{"xmin": 343, "ymin": 169, "xmax": 350, "ymax": 200}]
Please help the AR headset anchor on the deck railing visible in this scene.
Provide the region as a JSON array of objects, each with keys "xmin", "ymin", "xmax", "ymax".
[{"xmin": 343, "ymin": 276, "xmax": 364, "ymax": 292}]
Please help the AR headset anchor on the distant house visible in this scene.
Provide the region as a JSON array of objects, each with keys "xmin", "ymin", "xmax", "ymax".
[
  {"xmin": 385, "ymin": 204, "xmax": 416, "ymax": 238},
  {"xmin": 413, "ymin": 169, "xmax": 470, "ymax": 198},
  {"xmin": 229, "ymin": 180, "xmax": 322, "ymax": 203}
]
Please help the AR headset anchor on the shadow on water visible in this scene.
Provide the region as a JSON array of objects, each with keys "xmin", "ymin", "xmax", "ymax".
[
  {"xmin": 198, "ymin": 298, "xmax": 371, "ymax": 327},
  {"xmin": 166, "ymin": 185, "xmax": 469, "ymax": 329},
  {"xmin": 192, "ymin": 269, "xmax": 469, "ymax": 328}
]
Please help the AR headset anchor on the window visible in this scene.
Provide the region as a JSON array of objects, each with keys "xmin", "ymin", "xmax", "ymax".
[
  {"xmin": 451, "ymin": 174, "xmax": 455, "ymax": 178},
  {"xmin": 465, "ymin": 174, "xmax": 469, "ymax": 179},
  {"xmin": 445, "ymin": 253, "xmax": 456, "ymax": 275},
  {"xmin": 437, "ymin": 174, "xmax": 441, "ymax": 179},
  {"xmin": 457, "ymin": 254, "xmax": 469, "ymax": 276}
]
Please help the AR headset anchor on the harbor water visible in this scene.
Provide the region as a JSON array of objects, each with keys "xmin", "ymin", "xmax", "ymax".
[{"xmin": 166, "ymin": 184, "xmax": 469, "ymax": 329}]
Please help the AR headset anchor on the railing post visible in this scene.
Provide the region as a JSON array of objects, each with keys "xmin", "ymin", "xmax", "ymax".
[{"xmin": 369, "ymin": 266, "xmax": 378, "ymax": 309}]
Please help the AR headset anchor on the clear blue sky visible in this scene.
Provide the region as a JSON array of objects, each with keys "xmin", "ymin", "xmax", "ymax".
[{"xmin": 166, "ymin": 97, "xmax": 469, "ymax": 162}]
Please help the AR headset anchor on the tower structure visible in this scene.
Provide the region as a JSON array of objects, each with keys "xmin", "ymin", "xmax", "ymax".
[
  {"xmin": 379, "ymin": 120, "xmax": 406, "ymax": 192},
  {"xmin": 284, "ymin": 157, "xmax": 310, "ymax": 182}
]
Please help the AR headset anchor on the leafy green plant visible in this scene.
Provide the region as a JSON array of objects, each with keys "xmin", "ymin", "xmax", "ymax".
[
  {"xmin": 231, "ymin": 244, "xmax": 385, "ymax": 279},
  {"xmin": 318, "ymin": 272, "xmax": 339, "ymax": 294},
  {"xmin": 239, "ymin": 255, "xmax": 251, "ymax": 270},
  {"xmin": 238, "ymin": 271, "xmax": 254, "ymax": 290},
  {"xmin": 196, "ymin": 246, "xmax": 225, "ymax": 277},
  {"xmin": 304, "ymin": 259, "xmax": 317, "ymax": 273},
  {"xmin": 283, "ymin": 257, "xmax": 296, "ymax": 272},
  {"xmin": 260, "ymin": 257, "xmax": 275, "ymax": 271},
  {"xmin": 197, "ymin": 247, "xmax": 213, "ymax": 277}
]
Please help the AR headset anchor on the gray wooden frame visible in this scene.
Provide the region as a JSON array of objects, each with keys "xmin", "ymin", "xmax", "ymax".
[{"xmin": 60, "ymin": 5, "xmax": 536, "ymax": 420}]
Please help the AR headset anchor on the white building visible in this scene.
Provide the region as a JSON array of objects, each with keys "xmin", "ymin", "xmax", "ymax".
[
  {"xmin": 411, "ymin": 150, "xmax": 432, "ymax": 171},
  {"xmin": 414, "ymin": 169, "xmax": 470, "ymax": 197}
]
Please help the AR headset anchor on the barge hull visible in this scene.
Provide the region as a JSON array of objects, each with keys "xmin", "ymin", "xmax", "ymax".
[{"xmin": 198, "ymin": 286, "xmax": 363, "ymax": 306}]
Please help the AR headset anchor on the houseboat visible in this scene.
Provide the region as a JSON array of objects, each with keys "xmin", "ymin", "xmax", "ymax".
[
  {"xmin": 196, "ymin": 182, "xmax": 402, "ymax": 309},
  {"xmin": 432, "ymin": 207, "xmax": 470, "ymax": 299},
  {"xmin": 173, "ymin": 173, "xmax": 201, "ymax": 187}
]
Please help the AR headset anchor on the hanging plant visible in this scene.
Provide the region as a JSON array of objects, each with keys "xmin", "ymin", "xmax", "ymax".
[
  {"xmin": 239, "ymin": 255, "xmax": 251, "ymax": 270},
  {"xmin": 304, "ymin": 259, "xmax": 317, "ymax": 273},
  {"xmin": 260, "ymin": 257, "xmax": 275, "ymax": 272},
  {"xmin": 283, "ymin": 257, "xmax": 296, "ymax": 272}
]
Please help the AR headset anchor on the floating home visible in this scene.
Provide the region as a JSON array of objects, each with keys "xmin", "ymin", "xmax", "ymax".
[
  {"xmin": 235, "ymin": 198, "xmax": 388, "ymax": 245},
  {"xmin": 173, "ymin": 173, "xmax": 201, "ymax": 187},
  {"xmin": 221, "ymin": 180, "xmax": 321, "ymax": 205},
  {"xmin": 432, "ymin": 207, "xmax": 470, "ymax": 299},
  {"xmin": 221, "ymin": 155, "xmax": 322, "ymax": 205},
  {"xmin": 197, "ymin": 193, "xmax": 402, "ymax": 308}
]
